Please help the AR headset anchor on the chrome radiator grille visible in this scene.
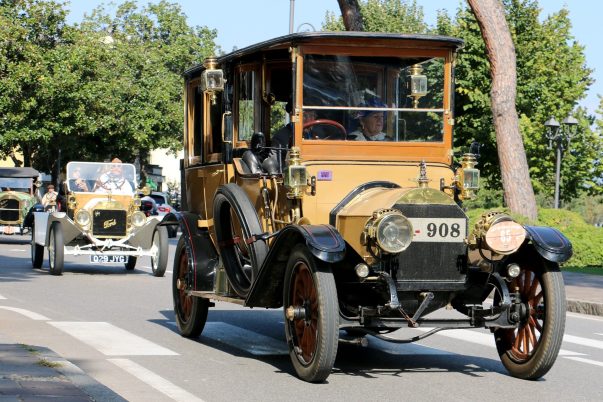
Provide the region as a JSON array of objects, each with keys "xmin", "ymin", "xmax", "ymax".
[{"xmin": 92, "ymin": 209, "xmax": 127, "ymax": 237}]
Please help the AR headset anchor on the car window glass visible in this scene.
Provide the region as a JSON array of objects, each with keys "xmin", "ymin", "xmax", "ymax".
[
  {"xmin": 237, "ymin": 69, "xmax": 255, "ymax": 141},
  {"xmin": 302, "ymin": 54, "xmax": 445, "ymax": 142}
]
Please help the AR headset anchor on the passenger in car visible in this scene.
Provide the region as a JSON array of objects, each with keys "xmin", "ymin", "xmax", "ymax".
[{"xmin": 69, "ymin": 167, "xmax": 89, "ymax": 192}]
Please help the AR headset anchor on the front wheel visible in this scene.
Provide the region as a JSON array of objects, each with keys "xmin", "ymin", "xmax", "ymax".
[
  {"xmin": 172, "ymin": 237, "xmax": 208, "ymax": 337},
  {"xmin": 283, "ymin": 245, "xmax": 339, "ymax": 383},
  {"xmin": 125, "ymin": 256, "xmax": 137, "ymax": 270},
  {"xmin": 151, "ymin": 226, "xmax": 168, "ymax": 277},
  {"xmin": 48, "ymin": 222, "xmax": 64, "ymax": 276},
  {"xmin": 31, "ymin": 223, "xmax": 43, "ymax": 268},
  {"xmin": 494, "ymin": 254, "xmax": 566, "ymax": 380}
]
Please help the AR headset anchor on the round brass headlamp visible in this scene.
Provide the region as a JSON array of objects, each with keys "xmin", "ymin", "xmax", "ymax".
[
  {"xmin": 74, "ymin": 210, "xmax": 91, "ymax": 228},
  {"xmin": 364, "ymin": 210, "xmax": 413, "ymax": 254},
  {"xmin": 131, "ymin": 211, "xmax": 146, "ymax": 227}
]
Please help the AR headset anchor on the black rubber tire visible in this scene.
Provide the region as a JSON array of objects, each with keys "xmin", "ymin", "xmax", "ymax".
[
  {"xmin": 213, "ymin": 184, "xmax": 268, "ymax": 298},
  {"xmin": 125, "ymin": 256, "xmax": 137, "ymax": 270},
  {"xmin": 30, "ymin": 223, "xmax": 44, "ymax": 269},
  {"xmin": 151, "ymin": 226, "xmax": 168, "ymax": 277},
  {"xmin": 494, "ymin": 252, "xmax": 566, "ymax": 380},
  {"xmin": 283, "ymin": 244, "xmax": 339, "ymax": 383},
  {"xmin": 172, "ymin": 236, "xmax": 208, "ymax": 337},
  {"xmin": 48, "ymin": 222, "xmax": 64, "ymax": 276}
]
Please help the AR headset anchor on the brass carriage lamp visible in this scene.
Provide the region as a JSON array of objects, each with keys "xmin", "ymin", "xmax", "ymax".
[
  {"xmin": 408, "ymin": 64, "xmax": 428, "ymax": 108},
  {"xmin": 284, "ymin": 147, "xmax": 308, "ymax": 199},
  {"xmin": 200, "ymin": 57, "xmax": 224, "ymax": 104},
  {"xmin": 456, "ymin": 153, "xmax": 480, "ymax": 200}
]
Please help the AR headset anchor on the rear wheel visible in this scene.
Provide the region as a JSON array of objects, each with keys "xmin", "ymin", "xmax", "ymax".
[
  {"xmin": 213, "ymin": 184, "xmax": 268, "ymax": 298},
  {"xmin": 284, "ymin": 245, "xmax": 338, "ymax": 382},
  {"xmin": 494, "ymin": 253, "xmax": 565, "ymax": 380},
  {"xmin": 48, "ymin": 222, "xmax": 64, "ymax": 276},
  {"xmin": 172, "ymin": 237, "xmax": 208, "ymax": 337},
  {"xmin": 151, "ymin": 226, "xmax": 168, "ymax": 277},
  {"xmin": 30, "ymin": 223, "xmax": 43, "ymax": 268}
]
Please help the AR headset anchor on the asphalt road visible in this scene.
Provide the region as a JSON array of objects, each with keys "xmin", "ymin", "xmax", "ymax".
[{"xmin": 1, "ymin": 233, "xmax": 602, "ymax": 401}]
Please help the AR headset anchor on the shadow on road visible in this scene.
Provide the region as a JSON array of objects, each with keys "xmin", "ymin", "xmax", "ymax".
[{"xmin": 153, "ymin": 308, "xmax": 507, "ymax": 381}]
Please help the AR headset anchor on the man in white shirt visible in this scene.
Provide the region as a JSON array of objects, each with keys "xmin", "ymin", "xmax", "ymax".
[{"xmin": 94, "ymin": 158, "xmax": 133, "ymax": 195}]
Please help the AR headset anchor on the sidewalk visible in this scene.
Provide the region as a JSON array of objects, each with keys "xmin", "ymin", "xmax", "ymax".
[
  {"xmin": 1, "ymin": 271, "xmax": 601, "ymax": 400},
  {"xmin": 563, "ymin": 271, "xmax": 603, "ymax": 316},
  {"xmin": 0, "ymin": 333, "xmax": 125, "ymax": 401}
]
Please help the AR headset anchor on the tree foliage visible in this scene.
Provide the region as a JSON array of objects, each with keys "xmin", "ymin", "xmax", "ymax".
[
  {"xmin": 0, "ymin": 0, "xmax": 217, "ymax": 179},
  {"xmin": 437, "ymin": 0, "xmax": 601, "ymax": 201}
]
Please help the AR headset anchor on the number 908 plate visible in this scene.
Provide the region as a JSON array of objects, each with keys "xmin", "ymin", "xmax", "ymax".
[{"xmin": 408, "ymin": 218, "xmax": 466, "ymax": 243}]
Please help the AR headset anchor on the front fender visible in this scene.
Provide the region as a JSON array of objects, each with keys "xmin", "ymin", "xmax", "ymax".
[
  {"xmin": 524, "ymin": 225, "xmax": 573, "ymax": 263},
  {"xmin": 245, "ymin": 224, "xmax": 345, "ymax": 308}
]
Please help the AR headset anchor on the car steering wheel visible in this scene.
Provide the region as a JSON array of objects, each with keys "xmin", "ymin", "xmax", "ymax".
[{"xmin": 303, "ymin": 119, "xmax": 347, "ymax": 140}]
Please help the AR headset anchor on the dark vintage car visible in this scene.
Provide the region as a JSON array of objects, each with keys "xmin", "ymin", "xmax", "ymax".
[
  {"xmin": 170, "ymin": 32, "xmax": 572, "ymax": 382},
  {"xmin": 31, "ymin": 161, "xmax": 169, "ymax": 276},
  {"xmin": 0, "ymin": 167, "xmax": 40, "ymax": 236}
]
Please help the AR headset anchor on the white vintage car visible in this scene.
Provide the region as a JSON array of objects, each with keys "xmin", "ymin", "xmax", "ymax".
[{"xmin": 31, "ymin": 161, "xmax": 168, "ymax": 276}]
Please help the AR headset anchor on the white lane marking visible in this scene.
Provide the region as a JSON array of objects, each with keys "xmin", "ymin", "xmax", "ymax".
[
  {"xmin": 563, "ymin": 356, "xmax": 603, "ymax": 368},
  {"xmin": 596, "ymin": 333, "xmax": 603, "ymax": 337},
  {"xmin": 108, "ymin": 358, "xmax": 205, "ymax": 402},
  {"xmin": 49, "ymin": 322, "xmax": 178, "ymax": 356},
  {"xmin": 0, "ymin": 294, "xmax": 6, "ymax": 300},
  {"xmin": 416, "ymin": 328, "xmax": 585, "ymax": 356},
  {"xmin": 9, "ymin": 249, "xmax": 25, "ymax": 252},
  {"xmin": 0, "ymin": 306, "xmax": 50, "ymax": 320},
  {"xmin": 168, "ymin": 321, "xmax": 288, "ymax": 356},
  {"xmin": 564, "ymin": 334, "xmax": 603, "ymax": 350}
]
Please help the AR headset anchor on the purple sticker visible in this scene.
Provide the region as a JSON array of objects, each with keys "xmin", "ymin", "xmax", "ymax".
[{"xmin": 317, "ymin": 170, "xmax": 333, "ymax": 181}]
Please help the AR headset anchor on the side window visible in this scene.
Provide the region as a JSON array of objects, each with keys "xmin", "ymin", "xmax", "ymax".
[
  {"xmin": 236, "ymin": 69, "xmax": 256, "ymax": 142},
  {"xmin": 185, "ymin": 79, "xmax": 203, "ymax": 165},
  {"xmin": 204, "ymin": 93, "xmax": 223, "ymax": 163}
]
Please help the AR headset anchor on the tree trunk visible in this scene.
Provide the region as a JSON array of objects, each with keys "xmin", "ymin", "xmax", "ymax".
[
  {"xmin": 337, "ymin": 0, "xmax": 364, "ymax": 31},
  {"xmin": 467, "ymin": 0, "xmax": 538, "ymax": 220}
]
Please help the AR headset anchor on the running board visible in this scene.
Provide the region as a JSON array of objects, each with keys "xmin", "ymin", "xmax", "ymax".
[{"xmin": 188, "ymin": 291, "xmax": 245, "ymax": 306}]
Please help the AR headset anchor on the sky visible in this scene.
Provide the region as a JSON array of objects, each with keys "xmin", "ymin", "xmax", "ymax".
[{"xmin": 65, "ymin": 0, "xmax": 603, "ymax": 116}]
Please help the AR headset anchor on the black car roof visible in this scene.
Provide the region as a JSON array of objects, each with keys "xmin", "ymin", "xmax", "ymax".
[
  {"xmin": 0, "ymin": 167, "xmax": 40, "ymax": 178},
  {"xmin": 185, "ymin": 31, "xmax": 463, "ymax": 77}
]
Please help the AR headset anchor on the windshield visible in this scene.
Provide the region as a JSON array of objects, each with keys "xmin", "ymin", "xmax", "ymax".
[
  {"xmin": 0, "ymin": 178, "xmax": 32, "ymax": 192},
  {"xmin": 302, "ymin": 54, "xmax": 445, "ymax": 142},
  {"xmin": 66, "ymin": 161, "xmax": 137, "ymax": 193}
]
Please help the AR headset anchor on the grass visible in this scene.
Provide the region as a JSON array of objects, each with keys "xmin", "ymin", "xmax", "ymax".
[
  {"xmin": 561, "ymin": 266, "xmax": 603, "ymax": 276},
  {"xmin": 37, "ymin": 358, "xmax": 63, "ymax": 368}
]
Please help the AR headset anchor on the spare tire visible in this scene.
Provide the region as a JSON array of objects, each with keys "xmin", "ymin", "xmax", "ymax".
[{"xmin": 213, "ymin": 184, "xmax": 268, "ymax": 298}]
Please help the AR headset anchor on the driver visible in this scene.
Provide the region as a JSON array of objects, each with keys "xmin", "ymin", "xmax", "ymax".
[
  {"xmin": 349, "ymin": 98, "xmax": 389, "ymax": 141},
  {"xmin": 94, "ymin": 158, "xmax": 134, "ymax": 194}
]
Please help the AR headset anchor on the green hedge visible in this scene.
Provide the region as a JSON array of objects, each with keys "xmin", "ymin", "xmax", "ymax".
[{"xmin": 466, "ymin": 208, "xmax": 603, "ymax": 269}]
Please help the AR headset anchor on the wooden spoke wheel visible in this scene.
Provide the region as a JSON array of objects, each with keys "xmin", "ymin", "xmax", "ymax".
[
  {"xmin": 284, "ymin": 245, "xmax": 338, "ymax": 383},
  {"xmin": 494, "ymin": 254, "xmax": 565, "ymax": 380},
  {"xmin": 172, "ymin": 237, "xmax": 208, "ymax": 338}
]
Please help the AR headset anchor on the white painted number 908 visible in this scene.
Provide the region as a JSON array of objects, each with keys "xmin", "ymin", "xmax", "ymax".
[{"xmin": 426, "ymin": 222, "xmax": 461, "ymax": 238}]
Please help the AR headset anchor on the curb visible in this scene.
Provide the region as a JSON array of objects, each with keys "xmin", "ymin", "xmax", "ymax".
[{"xmin": 567, "ymin": 299, "xmax": 603, "ymax": 317}]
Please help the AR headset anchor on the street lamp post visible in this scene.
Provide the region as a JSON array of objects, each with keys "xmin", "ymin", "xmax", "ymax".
[{"xmin": 544, "ymin": 115, "xmax": 578, "ymax": 208}]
